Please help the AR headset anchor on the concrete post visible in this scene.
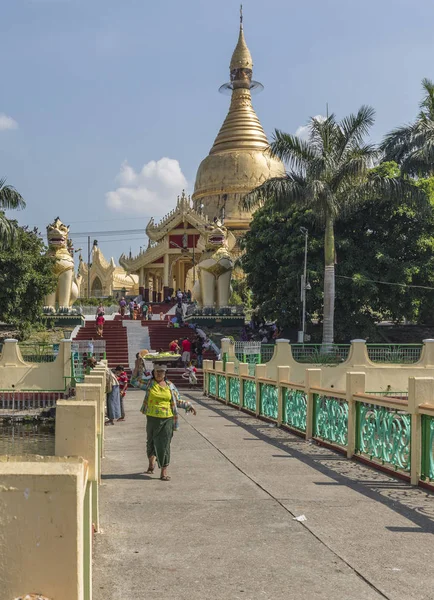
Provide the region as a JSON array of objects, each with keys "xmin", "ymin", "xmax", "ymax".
[
  {"xmin": 255, "ymin": 364, "xmax": 267, "ymax": 416},
  {"xmin": 55, "ymin": 400, "xmax": 99, "ymax": 532},
  {"xmin": 239, "ymin": 363, "xmax": 248, "ymax": 410},
  {"xmin": 305, "ymin": 368, "xmax": 322, "ymax": 439},
  {"xmin": 0, "ymin": 457, "xmax": 88, "ymax": 600},
  {"xmin": 421, "ymin": 339, "xmax": 434, "ymax": 367},
  {"xmin": 408, "ymin": 377, "xmax": 434, "ymax": 485},
  {"xmin": 225, "ymin": 361, "xmax": 234, "ymax": 404},
  {"xmin": 76, "ymin": 383, "xmax": 104, "ymax": 462},
  {"xmin": 348, "ymin": 339, "xmax": 369, "ymax": 367},
  {"xmin": 345, "ymin": 372, "xmax": 366, "ymax": 458},
  {"xmin": 277, "ymin": 366, "xmax": 290, "ymax": 426}
]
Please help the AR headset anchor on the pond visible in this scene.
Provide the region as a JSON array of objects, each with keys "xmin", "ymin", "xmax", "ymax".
[{"xmin": 0, "ymin": 420, "xmax": 55, "ymax": 456}]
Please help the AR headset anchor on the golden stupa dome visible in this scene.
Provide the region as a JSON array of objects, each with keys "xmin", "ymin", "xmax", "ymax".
[{"xmin": 192, "ymin": 17, "xmax": 284, "ymax": 230}]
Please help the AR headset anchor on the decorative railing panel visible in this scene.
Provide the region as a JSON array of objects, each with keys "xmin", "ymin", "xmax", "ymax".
[
  {"xmin": 314, "ymin": 394, "xmax": 348, "ymax": 447},
  {"xmin": 217, "ymin": 375, "xmax": 227, "ymax": 400},
  {"xmin": 356, "ymin": 402, "xmax": 411, "ymax": 471},
  {"xmin": 208, "ymin": 373, "xmax": 216, "ymax": 396},
  {"xmin": 260, "ymin": 344, "xmax": 275, "ymax": 363},
  {"xmin": 243, "ymin": 379, "xmax": 256, "ymax": 412},
  {"xmin": 421, "ymin": 415, "xmax": 434, "ymax": 481},
  {"xmin": 283, "ymin": 388, "xmax": 307, "ymax": 432},
  {"xmin": 260, "ymin": 383, "xmax": 278, "ymax": 420},
  {"xmin": 229, "ymin": 377, "xmax": 240, "ymax": 406}
]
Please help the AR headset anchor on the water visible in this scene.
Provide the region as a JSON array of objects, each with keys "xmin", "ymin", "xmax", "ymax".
[{"xmin": 0, "ymin": 420, "xmax": 55, "ymax": 455}]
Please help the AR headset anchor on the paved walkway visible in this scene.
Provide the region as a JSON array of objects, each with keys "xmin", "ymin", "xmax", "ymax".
[{"xmin": 94, "ymin": 391, "xmax": 434, "ymax": 600}]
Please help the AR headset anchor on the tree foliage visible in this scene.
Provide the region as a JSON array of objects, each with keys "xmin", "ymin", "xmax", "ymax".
[
  {"xmin": 0, "ymin": 225, "xmax": 56, "ymax": 337},
  {"xmin": 0, "ymin": 177, "xmax": 26, "ymax": 247},
  {"xmin": 241, "ymin": 163, "xmax": 434, "ymax": 341},
  {"xmin": 242, "ymin": 108, "xmax": 425, "ymax": 345}
]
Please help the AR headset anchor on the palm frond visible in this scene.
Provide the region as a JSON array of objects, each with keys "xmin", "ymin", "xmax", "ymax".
[
  {"xmin": 270, "ymin": 130, "xmax": 317, "ymax": 174},
  {"xmin": 338, "ymin": 105, "xmax": 376, "ymax": 158},
  {"xmin": 0, "ymin": 212, "xmax": 19, "ymax": 248},
  {"xmin": 0, "ymin": 178, "xmax": 26, "ymax": 210},
  {"xmin": 241, "ymin": 174, "xmax": 307, "ymax": 212}
]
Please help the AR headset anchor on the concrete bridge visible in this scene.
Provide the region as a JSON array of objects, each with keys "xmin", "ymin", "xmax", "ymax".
[{"xmin": 94, "ymin": 390, "xmax": 434, "ymax": 600}]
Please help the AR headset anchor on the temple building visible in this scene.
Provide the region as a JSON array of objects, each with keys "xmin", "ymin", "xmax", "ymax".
[
  {"xmin": 78, "ymin": 244, "xmax": 139, "ymax": 298},
  {"xmin": 119, "ymin": 16, "xmax": 284, "ymax": 299}
]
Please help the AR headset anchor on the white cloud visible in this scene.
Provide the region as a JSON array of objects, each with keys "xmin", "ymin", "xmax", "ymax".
[
  {"xmin": 106, "ymin": 157, "xmax": 188, "ymax": 215},
  {"xmin": 295, "ymin": 115, "xmax": 326, "ymax": 141},
  {"xmin": 0, "ymin": 114, "xmax": 18, "ymax": 131}
]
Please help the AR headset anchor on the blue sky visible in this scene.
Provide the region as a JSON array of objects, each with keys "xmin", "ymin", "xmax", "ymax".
[{"xmin": 1, "ymin": 0, "xmax": 433, "ymax": 263}]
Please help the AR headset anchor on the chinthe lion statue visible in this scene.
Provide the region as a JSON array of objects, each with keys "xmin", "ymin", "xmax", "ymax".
[
  {"xmin": 192, "ymin": 220, "xmax": 236, "ymax": 308},
  {"xmin": 44, "ymin": 217, "xmax": 81, "ymax": 312}
]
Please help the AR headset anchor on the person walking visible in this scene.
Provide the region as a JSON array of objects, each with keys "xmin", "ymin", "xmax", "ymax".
[
  {"xmin": 195, "ymin": 336, "xmax": 203, "ymax": 369},
  {"xmin": 147, "ymin": 304, "xmax": 153, "ymax": 320},
  {"xmin": 181, "ymin": 337, "xmax": 191, "ymax": 367},
  {"xmin": 142, "ymin": 302, "xmax": 148, "ymax": 320},
  {"xmin": 128, "ymin": 299, "xmax": 135, "ymax": 319},
  {"xmin": 133, "ymin": 365, "xmax": 196, "ymax": 481},
  {"xmin": 96, "ymin": 312, "xmax": 105, "ymax": 337},
  {"xmin": 119, "ymin": 297, "xmax": 126, "ymax": 316},
  {"xmin": 88, "ymin": 358, "xmax": 121, "ymax": 425},
  {"xmin": 115, "ymin": 365, "xmax": 128, "ymax": 421}
]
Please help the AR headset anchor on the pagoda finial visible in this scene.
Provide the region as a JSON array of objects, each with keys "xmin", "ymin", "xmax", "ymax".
[{"xmin": 230, "ymin": 6, "xmax": 252, "ymax": 73}]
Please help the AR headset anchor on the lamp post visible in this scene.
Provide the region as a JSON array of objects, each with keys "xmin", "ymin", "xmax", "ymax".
[{"xmin": 299, "ymin": 227, "xmax": 309, "ymax": 343}]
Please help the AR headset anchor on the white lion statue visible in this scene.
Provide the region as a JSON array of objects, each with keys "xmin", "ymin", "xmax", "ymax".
[{"xmin": 192, "ymin": 220, "xmax": 236, "ymax": 308}]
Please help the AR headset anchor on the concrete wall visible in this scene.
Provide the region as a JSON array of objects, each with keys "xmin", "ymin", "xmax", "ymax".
[
  {"xmin": 221, "ymin": 338, "xmax": 434, "ymax": 392},
  {"xmin": 0, "ymin": 456, "xmax": 89, "ymax": 600},
  {"xmin": 0, "ymin": 339, "xmax": 72, "ymax": 391}
]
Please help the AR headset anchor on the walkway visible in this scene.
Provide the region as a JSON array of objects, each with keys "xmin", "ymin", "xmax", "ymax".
[{"xmin": 93, "ymin": 391, "xmax": 434, "ymax": 600}]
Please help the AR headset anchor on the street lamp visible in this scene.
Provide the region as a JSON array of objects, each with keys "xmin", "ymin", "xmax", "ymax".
[{"xmin": 299, "ymin": 227, "xmax": 309, "ymax": 343}]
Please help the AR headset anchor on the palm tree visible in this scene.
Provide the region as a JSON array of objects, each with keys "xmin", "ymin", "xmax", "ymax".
[
  {"xmin": 0, "ymin": 178, "xmax": 25, "ymax": 247},
  {"xmin": 243, "ymin": 107, "xmax": 425, "ymax": 346},
  {"xmin": 382, "ymin": 78, "xmax": 434, "ymax": 176}
]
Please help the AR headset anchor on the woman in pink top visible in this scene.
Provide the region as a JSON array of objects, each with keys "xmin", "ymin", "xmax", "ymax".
[{"xmin": 96, "ymin": 312, "xmax": 105, "ymax": 337}]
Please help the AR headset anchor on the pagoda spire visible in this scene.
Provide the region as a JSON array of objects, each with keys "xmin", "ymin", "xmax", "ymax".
[{"xmin": 209, "ymin": 9, "xmax": 268, "ymax": 155}]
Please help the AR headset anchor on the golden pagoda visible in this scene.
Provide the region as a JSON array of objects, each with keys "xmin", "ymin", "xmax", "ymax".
[{"xmin": 192, "ymin": 11, "xmax": 284, "ymax": 233}]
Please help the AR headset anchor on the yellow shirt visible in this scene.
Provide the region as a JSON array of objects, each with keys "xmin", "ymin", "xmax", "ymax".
[{"xmin": 146, "ymin": 383, "xmax": 173, "ymax": 418}]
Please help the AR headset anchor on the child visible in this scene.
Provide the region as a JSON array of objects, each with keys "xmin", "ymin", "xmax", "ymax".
[
  {"xmin": 96, "ymin": 312, "xmax": 105, "ymax": 337},
  {"xmin": 182, "ymin": 361, "xmax": 198, "ymax": 387}
]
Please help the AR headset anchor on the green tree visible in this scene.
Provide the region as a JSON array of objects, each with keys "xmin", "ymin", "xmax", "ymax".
[
  {"xmin": 0, "ymin": 225, "xmax": 56, "ymax": 337},
  {"xmin": 243, "ymin": 108, "xmax": 425, "ymax": 346},
  {"xmin": 382, "ymin": 78, "xmax": 434, "ymax": 176},
  {"xmin": 242, "ymin": 163, "xmax": 434, "ymax": 340},
  {"xmin": 0, "ymin": 178, "xmax": 25, "ymax": 246}
]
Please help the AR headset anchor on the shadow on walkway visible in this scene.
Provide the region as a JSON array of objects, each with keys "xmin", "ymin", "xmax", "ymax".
[{"xmin": 189, "ymin": 393, "xmax": 434, "ymax": 535}]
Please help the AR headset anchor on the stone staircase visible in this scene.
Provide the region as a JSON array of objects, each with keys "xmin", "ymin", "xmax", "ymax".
[{"xmin": 73, "ymin": 320, "xmax": 131, "ymax": 377}]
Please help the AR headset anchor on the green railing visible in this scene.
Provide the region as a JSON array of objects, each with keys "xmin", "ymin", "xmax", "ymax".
[
  {"xmin": 291, "ymin": 344, "xmax": 350, "ymax": 364},
  {"xmin": 260, "ymin": 383, "xmax": 278, "ymax": 420},
  {"xmin": 217, "ymin": 375, "xmax": 227, "ymax": 400},
  {"xmin": 228, "ymin": 377, "xmax": 240, "ymax": 406},
  {"xmin": 260, "ymin": 345, "xmax": 275, "ymax": 363},
  {"xmin": 208, "ymin": 373, "xmax": 216, "ymax": 396},
  {"xmin": 283, "ymin": 388, "xmax": 307, "ymax": 432},
  {"xmin": 19, "ymin": 343, "xmax": 59, "ymax": 363},
  {"xmin": 421, "ymin": 415, "xmax": 434, "ymax": 481},
  {"xmin": 313, "ymin": 393, "xmax": 349, "ymax": 447},
  {"xmin": 367, "ymin": 344, "xmax": 422, "ymax": 364},
  {"xmin": 355, "ymin": 402, "xmax": 411, "ymax": 471},
  {"xmin": 243, "ymin": 379, "xmax": 256, "ymax": 412},
  {"xmin": 204, "ymin": 364, "xmax": 434, "ymax": 486}
]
